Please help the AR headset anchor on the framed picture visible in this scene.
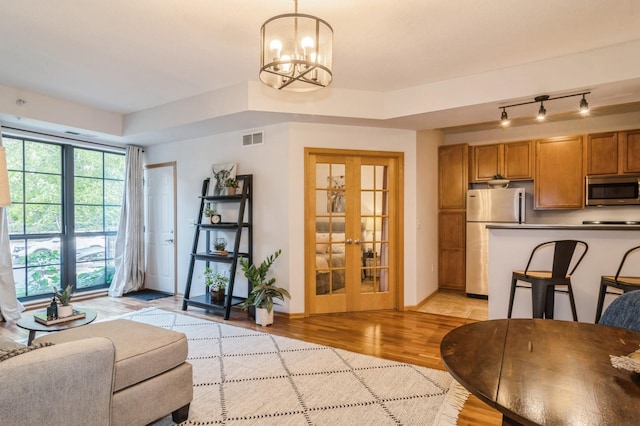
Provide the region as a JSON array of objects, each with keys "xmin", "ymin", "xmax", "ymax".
[
  {"xmin": 209, "ymin": 163, "xmax": 237, "ymax": 196},
  {"xmin": 327, "ymin": 175, "xmax": 345, "ymax": 213}
]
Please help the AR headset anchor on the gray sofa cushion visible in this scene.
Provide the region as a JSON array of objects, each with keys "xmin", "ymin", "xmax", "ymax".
[{"xmin": 34, "ymin": 319, "xmax": 188, "ymax": 392}]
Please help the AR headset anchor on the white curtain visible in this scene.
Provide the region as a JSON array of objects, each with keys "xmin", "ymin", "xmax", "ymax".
[
  {"xmin": 0, "ymin": 129, "xmax": 23, "ymax": 321},
  {"xmin": 108, "ymin": 145, "xmax": 145, "ymax": 297}
]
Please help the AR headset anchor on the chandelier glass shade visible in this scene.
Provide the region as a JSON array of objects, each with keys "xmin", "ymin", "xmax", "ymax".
[{"xmin": 260, "ymin": 5, "xmax": 333, "ymax": 92}]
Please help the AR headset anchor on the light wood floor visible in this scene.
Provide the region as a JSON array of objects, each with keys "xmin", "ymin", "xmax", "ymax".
[{"xmin": 1, "ymin": 294, "xmax": 502, "ymax": 426}]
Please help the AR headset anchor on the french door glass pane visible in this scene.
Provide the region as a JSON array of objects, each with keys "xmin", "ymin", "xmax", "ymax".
[
  {"xmin": 360, "ymin": 164, "xmax": 389, "ymax": 293},
  {"xmin": 315, "ymin": 162, "xmax": 347, "ymax": 295}
]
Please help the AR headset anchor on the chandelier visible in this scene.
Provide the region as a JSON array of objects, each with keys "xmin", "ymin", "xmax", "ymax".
[{"xmin": 260, "ymin": 0, "xmax": 333, "ymax": 92}]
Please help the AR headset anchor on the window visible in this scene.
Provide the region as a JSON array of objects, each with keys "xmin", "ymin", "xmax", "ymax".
[{"xmin": 5, "ymin": 135, "xmax": 125, "ymax": 301}]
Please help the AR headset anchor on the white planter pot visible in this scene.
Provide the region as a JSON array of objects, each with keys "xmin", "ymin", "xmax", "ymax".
[
  {"xmin": 255, "ymin": 307, "xmax": 274, "ymax": 326},
  {"xmin": 58, "ymin": 305, "xmax": 73, "ymax": 318}
]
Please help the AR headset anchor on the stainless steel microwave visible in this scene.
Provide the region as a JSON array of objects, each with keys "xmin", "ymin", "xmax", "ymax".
[{"xmin": 586, "ymin": 175, "xmax": 640, "ymax": 206}]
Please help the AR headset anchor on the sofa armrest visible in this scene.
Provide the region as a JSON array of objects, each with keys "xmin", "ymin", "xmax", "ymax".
[{"xmin": 0, "ymin": 337, "xmax": 115, "ymax": 426}]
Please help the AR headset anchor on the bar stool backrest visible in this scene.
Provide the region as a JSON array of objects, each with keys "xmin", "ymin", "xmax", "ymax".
[{"xmin": 523, "ymin": 240, "xmax": 589, "ymax": 279}]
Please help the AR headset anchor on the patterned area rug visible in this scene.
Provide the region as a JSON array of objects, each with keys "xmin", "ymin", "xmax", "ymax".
[{"xmin": 114, "ymin": 308, "xmax": 469, "ymax": 425}]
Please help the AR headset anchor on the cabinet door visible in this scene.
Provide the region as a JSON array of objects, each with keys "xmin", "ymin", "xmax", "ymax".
[
  {"xmin": 503, "ymin": 140, "xmax": 533, "ymax": 180},
  {"xmin": 471, "ymin": 144, "xmax": 502, "ymax": 182},
  {"xmin": 534, "ymin": 136, "xmax": 584, "ymax": 210},
  {"xmin": 438, "ymin": 212, "xmax": 465, "ymax": 291},
  {"xmin": 620, "ymin": 129, "xmax": 640, "ymax": 173},
  {"xmin": 586, "ymin": 132, "xmax": 618, "ymax": 175},
  {"xmin": 438, "ymin": 144, "xmax": 468, "ymax": 209}
]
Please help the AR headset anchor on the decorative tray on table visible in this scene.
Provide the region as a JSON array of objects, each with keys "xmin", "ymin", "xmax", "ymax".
[{"xmin": 33, "ymin": 310, "xmax": 86, "ymax": 326}]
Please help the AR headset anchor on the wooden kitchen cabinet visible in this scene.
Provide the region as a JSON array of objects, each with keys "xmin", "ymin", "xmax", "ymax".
[
  {"xmin": 586, "ymin": 129, "xmax": 640, "ymax": 175},
  {"xmin": 438, "ymin": 144, "xmax": 468, "ymax": 210},
  {"xmin": 438, "ymin": 211, "xmax": 465, "ymax": 291},
  {"xmin": 470, "ymin": 140, "xmax": 533, "ymax": 182},
  {"xmin": 438, "ymin": 143, "xmax": 467, "ymax": 291},
  {"xmin": 586, "ymin": 132, "xmax": 618, "ymax": 175},
  {"xmin": 620, "ymin": 129, "xmax": 640, "ymax": 173},
  {"xmin": 534, "ymin": 136, "xmax": 584, "ymax": 210}
]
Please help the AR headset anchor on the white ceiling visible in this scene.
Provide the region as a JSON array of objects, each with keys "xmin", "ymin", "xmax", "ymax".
[{"xmin": 1, "ymin": 0, "xmax": 640, "ymax": 144}]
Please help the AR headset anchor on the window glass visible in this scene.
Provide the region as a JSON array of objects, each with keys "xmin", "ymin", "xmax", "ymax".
[{"xmin": 5, "ymin": 137, "xmax": 124, "ymax": 300}]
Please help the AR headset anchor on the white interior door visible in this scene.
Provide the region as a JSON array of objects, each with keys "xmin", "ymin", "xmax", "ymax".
[{"xmin": 144, "ymin": 164, "xmax": 176, "ymax": 294}]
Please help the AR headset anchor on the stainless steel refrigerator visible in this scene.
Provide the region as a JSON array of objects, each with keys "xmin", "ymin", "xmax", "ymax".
[{"xmin": 466, "ymin": 188, "xmax": 525, "ymax": 297}]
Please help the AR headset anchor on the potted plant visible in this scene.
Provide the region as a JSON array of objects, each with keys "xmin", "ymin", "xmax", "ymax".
[
  {"xmin": 487, "ymin": 173, "xmax": 510, "ymax": 189},
  {"xmin": 213, "ymin": 238, "xmax": 228, "ymax": 255},
  {"xmin": 204, "ymin": 267, "xmax": 228, "ymax": 302},
  {"xmin": 240, "ymin": 249, "xmax": 290, "ymax": 326},
  {"xmin": 224, "ymin": 178, "xmax": 239, "ymax": 195},
  {"xmin": 54, "ymin": 285, "xmax": 74, "ymax": 317}
]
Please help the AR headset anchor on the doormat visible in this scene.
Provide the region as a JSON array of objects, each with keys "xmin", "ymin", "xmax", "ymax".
[{"xmin": 124, "ymin": 289, "xmax": 173, "ymax": 301}]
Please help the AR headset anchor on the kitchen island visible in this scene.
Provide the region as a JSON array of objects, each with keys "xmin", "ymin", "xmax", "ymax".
[{"xmin": 487, "ymin": 224, "xmax": 640, "ymax": 323}]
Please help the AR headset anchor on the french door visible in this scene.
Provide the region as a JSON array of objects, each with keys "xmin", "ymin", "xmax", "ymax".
[{"xmin": 305, "ymin": 148, "xmax": 403, "ymax": 314}]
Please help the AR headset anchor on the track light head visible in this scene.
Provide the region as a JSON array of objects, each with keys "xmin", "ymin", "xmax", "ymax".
[
  {"xmin": 500, "ymin": 108, "xmax": 509, "ymax": 126},
  {"xmin": 579, "ymin": 95, "xmax": 589, "ymax": 115},
  {"xmin": 537, "ymin": 102, "xmax": 546, "ymax": 121}
]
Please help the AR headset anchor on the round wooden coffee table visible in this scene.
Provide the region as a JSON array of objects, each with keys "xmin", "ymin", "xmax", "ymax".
[{"xmin": 17, "ymin": 308, "xmax": 98, "ymax": 345}]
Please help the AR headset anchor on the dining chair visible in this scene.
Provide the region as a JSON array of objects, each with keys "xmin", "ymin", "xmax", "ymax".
[
  {"xmin": 598, "ymin": 290, "xmax": 640, "ymax": 332},
  {"xmin": 507, "ymin": 240, "xmax": 588, "ymax": 320},
  {"xmin": 594, "ymin": 245, "xmax": 640, "ymax": 323}
]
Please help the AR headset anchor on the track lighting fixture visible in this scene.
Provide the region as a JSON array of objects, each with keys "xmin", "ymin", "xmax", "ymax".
[{"xmin": 498, "ymin": 91, "xmax": 590, "ymax": 125}]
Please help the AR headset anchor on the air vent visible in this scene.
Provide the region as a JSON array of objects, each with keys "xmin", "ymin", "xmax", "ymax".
[{"xmin": 242, "ymin": 131, "xmax": 264, "ymax": 147}]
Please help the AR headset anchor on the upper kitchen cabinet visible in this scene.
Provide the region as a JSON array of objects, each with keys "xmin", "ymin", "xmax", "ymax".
[
  {"xmin": 586, "ymin": 129, "xmax": 640, "ymax": 175},
  {"xmin": 439, "ymin": 143, "xmax": 468, "ymax": 210},
  {"xmin": 535, "ymin": 136, "xmax": 584, "ymax": 210},
  {"xmin": 470, "ymin": 140, "xmax": 533, "ymax": 182},
  {"xmin": 620, "ymin": 129, "xmax": 640, "ymax": 173},
  {"xmin": 586, "ymin": 132, "xmax": 618, "ymax": 175}
]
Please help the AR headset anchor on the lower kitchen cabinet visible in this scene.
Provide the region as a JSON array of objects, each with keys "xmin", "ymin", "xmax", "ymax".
[{"xmin": 438, "ymin": 211, "xmax": 465, "ymax": 291}]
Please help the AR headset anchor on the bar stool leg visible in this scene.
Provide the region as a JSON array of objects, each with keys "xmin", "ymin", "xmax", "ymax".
[
  {"xmin": 508, "ymin": 275, "xmax": 518, "ymax": 318},
  {"xmin": 594, "ymin": 281, "xmax": 609, "ymax": 323},
  {"xmin": 567, "ymin": 283, "xmax": 578, "ymax": 321}
]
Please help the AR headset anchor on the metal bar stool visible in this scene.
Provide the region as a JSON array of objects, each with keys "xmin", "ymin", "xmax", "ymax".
[
  {"xmin": 508, "ymin": 240, "xmax": 588, "ymax": 320},
  {"xmin": 594, "ymin": 245, "xmax": 640, "ymax": 323}
]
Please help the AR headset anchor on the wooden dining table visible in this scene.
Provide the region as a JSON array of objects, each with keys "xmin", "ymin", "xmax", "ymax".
[{"xmin": 440, "ymin": 319, "xmax": 640, "ymax": 425}]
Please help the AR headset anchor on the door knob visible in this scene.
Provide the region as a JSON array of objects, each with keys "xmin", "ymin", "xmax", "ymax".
[
  {"xmin": 346, "ymin": 239, "xmax": 353, "ymax": 244},
  {"xmin": 354, "ymin": 239, "xmax": 361, "ymax": 245}
]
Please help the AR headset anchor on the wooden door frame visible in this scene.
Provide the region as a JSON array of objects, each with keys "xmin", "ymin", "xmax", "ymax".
[
  {"xmin": 304, "ymin": 148, "xmax": 405, "ymax": 316},
  {"xmin": 143, "ymin": 161, "xmax": 178, "ymax": 294}
]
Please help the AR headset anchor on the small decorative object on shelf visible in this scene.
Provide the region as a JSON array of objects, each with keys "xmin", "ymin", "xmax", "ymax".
[
  {"xmin": 487, "ymin": 174, "xmax": 510, "ymax": 189},
  {"xmin": 204, "ymin": 204, "xmax": 221, "ymax": 224},
  {"xmin": 54, "ymin": 285, "xmax": 74, "ymax": 318},
  {"xmin": 213, "ymin": 238, "xmax": 228, "ymax": 256},
  {"xmin": 224, "ymin": 178, "xmax": 239, "ymax": 195}
]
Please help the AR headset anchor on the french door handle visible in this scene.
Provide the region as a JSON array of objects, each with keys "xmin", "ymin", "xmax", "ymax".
[
  {"xmin": 165, "ymin": 239, "xmax": 174, "ymax": 244},
  {"xmin": 354, "ymin": 239, "xmax": 361, "ymax": 245},
  {"xmin": 346, "ymin": 239, "xmax": 353, "ymax": 244}
]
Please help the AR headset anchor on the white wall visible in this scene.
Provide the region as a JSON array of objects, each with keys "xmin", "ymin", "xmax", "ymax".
[
  {"xmin": 416, "ymin": 130, "xmax": 442, "ymax": 303},
  {"xmin": 143, "ymin": 122, "xmax": 420, "ymax": 314}
]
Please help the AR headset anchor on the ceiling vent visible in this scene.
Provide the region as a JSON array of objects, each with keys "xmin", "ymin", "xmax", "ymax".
[{"xmin": 242, "ymin": 131, "xmax": 264, "ymax": 147}]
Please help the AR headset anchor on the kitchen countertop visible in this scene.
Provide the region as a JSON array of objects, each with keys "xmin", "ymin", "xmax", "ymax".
[{"xmin": 486, "ymin": 223, "xmax": 640, "ymax": 230}]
